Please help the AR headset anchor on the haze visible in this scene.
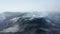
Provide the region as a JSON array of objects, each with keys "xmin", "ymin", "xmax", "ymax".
[{"xmin": 0, "ymin": 0, "xmax": 60, "ymax": 12}]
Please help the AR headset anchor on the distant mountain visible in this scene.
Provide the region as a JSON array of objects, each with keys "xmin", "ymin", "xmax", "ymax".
[
  {"xmin": 0, "ymin": 12, "xmax": 60, "ymax": 34},
  {"xmin": 0, "ymin": 12, "xmax": 21, "ymax": 31},
  {"xmin": 3, "ymin": 12, "xmax": 21, "ymax": 19},
  {"xmin": 0, "ymin": 13, "xmax": 6, "ymax": 23}
]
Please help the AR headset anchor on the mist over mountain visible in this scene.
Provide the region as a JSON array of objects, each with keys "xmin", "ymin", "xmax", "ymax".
[{"xmin": 0, "ymin": 11, "xmax": 60, "ymax": 34}]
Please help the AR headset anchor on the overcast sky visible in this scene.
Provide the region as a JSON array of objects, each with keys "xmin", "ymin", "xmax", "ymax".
[{"xmin": 0, "ymin": 0, "xmax": 60, "ymax": 12}]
